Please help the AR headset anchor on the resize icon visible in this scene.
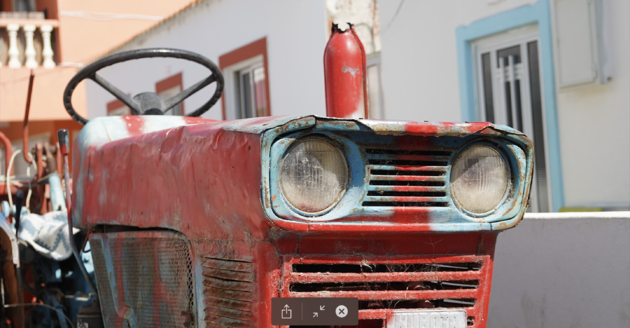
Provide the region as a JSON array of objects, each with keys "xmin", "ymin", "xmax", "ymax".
[{"xmin": 282, "ymin": 304, "xmax": 292, "ymax": 319}]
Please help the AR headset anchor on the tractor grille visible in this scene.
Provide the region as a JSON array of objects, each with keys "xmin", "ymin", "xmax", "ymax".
[
  {"xmin": 91, "ymin": 233, "xmax": 195, "ymax": 328},
  {"xmin": 281, "ymin": 255, "xmax": 491, "ymax": 327},
  {"xmin": 362, "ymin": 148, "xmax": 452, "ymax": 208},
  {"xmin": 202, "ymin": 257, "xmax": 255, "ymax": 328}
]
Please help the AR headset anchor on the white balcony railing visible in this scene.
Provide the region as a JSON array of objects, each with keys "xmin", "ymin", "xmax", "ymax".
[{"xmin": 0, "ymin": 12, "xmax": 58, "ymax": 69}]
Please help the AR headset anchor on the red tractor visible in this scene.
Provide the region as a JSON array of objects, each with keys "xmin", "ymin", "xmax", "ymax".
[{"xmin": 3, "ymin": 25, "xmax": 533, "ymax": 328}]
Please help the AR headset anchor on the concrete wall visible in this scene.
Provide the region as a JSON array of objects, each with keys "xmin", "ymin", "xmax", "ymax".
[
  {"xmin": 377, "ymin": 0, "xmax": 629, "ymax": 209},
  {"xmin": 489, "ymin": 211, "xmax": 630, "ymax": 327},
  {"xmin": 85, "ymin": 0, "xmax": 328, "ymax": 121}
]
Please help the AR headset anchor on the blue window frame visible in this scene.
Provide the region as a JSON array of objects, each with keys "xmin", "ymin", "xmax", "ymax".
[{"xmin": 456, "ymin": 0, "xmax": 564, "ymax": 212}]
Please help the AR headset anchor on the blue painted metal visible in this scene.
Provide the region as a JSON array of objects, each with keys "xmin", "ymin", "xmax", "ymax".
[
  {"xmin": 455, "ymin": 0, "xmax": 565, "ymax": 212},
  {"xmin": 260, "ymin": 117, "xmax": 533, "ymax": 232},
  {"xmin": 45, "ymin": 173, "xmax": 67, "ymax": 212},
  {"xmin": 72, "ymin": 115, "xmax": 532, "ymax": 233}
]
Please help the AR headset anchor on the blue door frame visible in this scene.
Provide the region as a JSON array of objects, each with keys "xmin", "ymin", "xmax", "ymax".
[{"xmin": 455, "ymin": 0, "xmax": 564, "ymax": 212}]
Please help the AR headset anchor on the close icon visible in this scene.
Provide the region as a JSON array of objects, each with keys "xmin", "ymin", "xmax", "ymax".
[
  {"xmin": 336, "ymin": 305, "xmax": 348, "ymax": 318},
  {"xmin": 282, "ymin": 304, "xmax": 292, "ymax": 319}
]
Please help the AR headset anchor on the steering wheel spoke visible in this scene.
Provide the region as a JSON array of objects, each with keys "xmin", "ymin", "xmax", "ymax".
[
  {"xmin": 162, "ymin": 74, "xmax": 216, "ymax": 113},
  {"xmin": 63, "ymin": 48, "xmax": 225, "ymax": 125},
  {"xmin": 89, "ymin": 73, "xmax": 141, "ymax": 115}
]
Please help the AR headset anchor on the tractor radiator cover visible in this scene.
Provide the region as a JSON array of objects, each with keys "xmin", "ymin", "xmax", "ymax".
[{"xmin": 91, "ymin": 231, "xmax": 196, "ymax": 327}]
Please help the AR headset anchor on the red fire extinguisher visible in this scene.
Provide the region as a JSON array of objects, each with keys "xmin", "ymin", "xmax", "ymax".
[{"xmin": 324, "ymin": 23, "xmax": 369, "ymax": 119}]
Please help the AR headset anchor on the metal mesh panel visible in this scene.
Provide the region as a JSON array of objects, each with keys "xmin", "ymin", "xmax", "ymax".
[
  {"xmin": 92, "ymin": 234, "xmax": 195, "ymax": 328},
  {"xmin": 92, "ymin": 239, "xmax": 125, "ymax": 327}
]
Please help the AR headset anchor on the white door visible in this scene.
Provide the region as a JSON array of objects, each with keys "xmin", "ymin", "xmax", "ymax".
[{"xmin": 473, "ymin": 25, "xmax": 551, "ymax": 212}]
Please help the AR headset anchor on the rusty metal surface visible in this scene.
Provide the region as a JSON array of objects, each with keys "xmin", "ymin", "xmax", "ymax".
[
  {"xmin": 72, "ymin": 115, "xmax": 532, "ymax": 235},
  {"xmin": 22, "ymin": 71, "xmax": 35, "ymax": 164},
  {"xmin": 201, "ymin": 256, "xmax": 255, "ymax": 328},
  {"xmin": 90, "ymin": 231, "xmax": 195, "ymax": 328},
  {"xmin": 72, "ymin": 114, "xmax": 531, "ymax": 327},
  {"xmin": 263, "ymin": 118, "xmax": 533, "ymax": 233},
  {"xmin": 0, "ymin": 132, "xmax": 13, "ymax": 178},
  {"xmin": 0, "ymin": 219, "xmax": 24, "ymax": 327},
  {"xmin": 275, "ymin": 232, "xmax": 499, "ymax": 328},
  {"xmin": 192, "ymin": 232, "xmax": 498, "ymax": 327},
  {"xmin": 324, "ymin": 23, "xmax": 369, "ymax": 119}
]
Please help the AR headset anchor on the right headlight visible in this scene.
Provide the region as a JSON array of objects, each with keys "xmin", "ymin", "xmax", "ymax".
[
  {"xmin": 279, "ymin": 137, "xmax": 348, "ymax": 214},
  {"xmin": 450, "ymin": 144, "xmax": 510, "ymax": 214}
]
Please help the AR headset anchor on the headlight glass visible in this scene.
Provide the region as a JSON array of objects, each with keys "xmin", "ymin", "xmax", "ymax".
[
  {"xmin": 450, "ymin": 144, "xmax": 510, "ymax": 214},
  {"xmin": 280, "ymin": 138, "xmax": 348, "ymax": 213}
]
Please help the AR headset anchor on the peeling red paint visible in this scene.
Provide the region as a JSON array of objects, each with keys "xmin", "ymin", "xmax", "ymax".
[
  {"xmin": 74, "ymin": 115, "xmax": 530, "ymax": 328},
  {"xmin": 122, "ymin": 115, "xmax": 145, "ymax": 137}
]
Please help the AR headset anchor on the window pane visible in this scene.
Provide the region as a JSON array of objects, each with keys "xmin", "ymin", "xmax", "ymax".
[
  {"xmin": 504, "ymin": 80, "xmax": 513, "ymax": 127},
  {"xmin": 240, "ymin": 72, "xmax": 252, "ymax": 118},
  {"xmin": 481, "ymin": 52, "xmax": 494, "ymax": 123},
  {"xmin": 252, "ymin": 66, "xmax": 267, "ymax": 117},
  {"xmin": 514, "ymin": 79, "xmax": 523, "ymax": 132},
  {"xmin": 496, "ymin": 45, "xmax": 521, "ymax": 67},
  {"xmin": 527, "ymin": 40, "xmax": 549, "ymax": 212},
  {"xmin": 158, "ymin": 86, "xmax": 183, "ymax": 116}
]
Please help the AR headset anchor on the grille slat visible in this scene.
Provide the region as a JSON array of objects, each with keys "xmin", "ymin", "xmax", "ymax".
[
  {"xmin": 203, "ymin": 257, "xmax": 255, "ymax": 327},
  {"xmin": 368, "ymin": 165, "xmax": 448, "ymax": 172},
  {"xmin": 370, "ymin": 175, "xmax": 445, "ymax": 182},
  {"xmin": 283, "ymin": 256, "xmax": 486, "ymax": 327},
  {"xmin": 287, "ymin": 289, "xmax": 478, "ymax": 300},
  {"xmin": 368, "ymin": 185, "xmax": 447, "ymax": 192},
  {"xmin": 365, "ymin": 147, "xmax": 453, "ymax": 208},
  {"xmin": 363, "ymin": 196, "xmax": 449, "ymax": 203},
  {"xmin": 368, "ymin": 159, "xmax": 448, "ymax": 166},
  {"xmin": 290, "ymin": 271, "xmax": 482, "ymax": 284},
  {"xmin": 367, "ymin": 191, "xmax": 446, "ymax": 197},
  {"xmin": 367, "ymin": 153, "xmax": 451, "ymax": 161}
]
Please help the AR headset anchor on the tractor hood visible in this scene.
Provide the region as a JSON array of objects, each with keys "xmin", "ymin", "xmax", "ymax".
[{"xmin": 72, "ymin": 115, "xmax": 532, "ymax": 239}]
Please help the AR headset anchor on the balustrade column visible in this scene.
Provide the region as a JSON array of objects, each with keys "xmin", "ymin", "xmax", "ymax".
[
  {"xmin": 40, "ymin": 25, "xmax": 55, "ymax": 68},
  {"xmin": 24, "ymin": 24, "xmax": 38, "ymax": 68},
  {"xmin": 7, "ymin": 24, "xmax": 21, "ymax": 68}
]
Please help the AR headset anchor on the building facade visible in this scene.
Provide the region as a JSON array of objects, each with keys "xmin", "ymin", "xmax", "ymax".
[
  {"xmin": 0, "ymin": 0, "xmax": 195, "ymax": 177},
  {"xmin": 83, "ymin": 0, "xmax": 629, "ymax": 212}
]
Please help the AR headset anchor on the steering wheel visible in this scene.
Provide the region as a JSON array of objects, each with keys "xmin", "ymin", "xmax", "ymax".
[{"xmin": 63, "ymin": 48, "xmax": 224, "ymax": 125}]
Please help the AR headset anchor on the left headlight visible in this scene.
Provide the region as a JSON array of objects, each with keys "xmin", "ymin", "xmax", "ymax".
[
  {"xmin": 279, "ymin": 137, "xmax": 348, "ymax": 214},
  {"xmin": 450, "ymin": 144, "xmax": 510, "ymax": 214}
]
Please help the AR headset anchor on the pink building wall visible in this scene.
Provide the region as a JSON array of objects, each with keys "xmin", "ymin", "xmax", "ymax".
[{"xmin": 1, "ymin": 0, "xmax": 194, "ymax": 122}]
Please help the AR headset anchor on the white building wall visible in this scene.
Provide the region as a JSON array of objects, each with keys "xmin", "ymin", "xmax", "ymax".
[
  {"xmin": 86, "ymin": 0, "xmax": 328, "ymax": 120},
  {"xmin": 85, "ymin": 0, "xmax": 629, "ymax": 210},
  {"xmin": 377, "ymin": 0, "xmax": 540, "ymax": 123},
  {"xmin": 489, "ymin": 212, "xmax": 630, "ymax": 327},
  {"xmin": 555, "ymin": 1, "xmax": 630, "ymax": 209},
  {"xmin": 377, "ymin": 0, "xmax": 629, "ymax": 209}
]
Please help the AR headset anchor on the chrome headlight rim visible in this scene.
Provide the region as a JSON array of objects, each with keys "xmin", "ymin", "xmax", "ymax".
[
  {"xmin": 278, "ymin": 135, "xmax": 349, "ymax": 217},
  {"xmin": 449, "ymin": 141, "xmax": 513, "ymax": 217}
]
